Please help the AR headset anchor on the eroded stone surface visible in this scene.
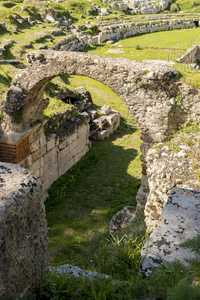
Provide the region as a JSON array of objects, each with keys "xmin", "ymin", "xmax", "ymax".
[
  {"xmin": 109, "ymin": 206, "xmax": 137, "ymax": 235},
  {"xmin": 0, "ymin": 163, "xmax": 48, "ymax": 297},
  {"xmin": 140, "ymin": 188, "xmax": 200, "ymax": 277},
  {"xmin": 49, "ymin": 264, "xmax": 111, "ymax": 280},
  {"xmin": 2, "ymin": 50, "xmax": 179, "ymax": 140},
  {"xmin": 90, "ymin": 109, "xmax": 120, "ymax": 140},
  {"xmin": 145, "ymin": 132, "xmax": 200, "ymax": 233}
]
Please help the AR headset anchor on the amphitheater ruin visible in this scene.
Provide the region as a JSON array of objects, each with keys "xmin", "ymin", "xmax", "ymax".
[{"xmin": 1, "ymin": 18, "xmax": 200, "ymax": 297}]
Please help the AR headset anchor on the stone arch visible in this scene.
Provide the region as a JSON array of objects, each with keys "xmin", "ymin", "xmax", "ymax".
[
  {"xmin": 2, "ymin": 50, "xmax": 179, "ymax": 145},
  {"xmin": 1, "ymin": 50, "xmax": 188, "ymax": 206}
]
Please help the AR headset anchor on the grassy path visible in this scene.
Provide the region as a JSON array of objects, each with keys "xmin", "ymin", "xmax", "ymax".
[{"xmin": 46, "ymin": 76, "xmax": 142, "ymax": 269}]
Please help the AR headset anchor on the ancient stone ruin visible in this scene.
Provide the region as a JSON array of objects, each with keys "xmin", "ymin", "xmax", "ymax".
[
  {"xmin": 176, "ymin": 44, "xmax": 200, "ymax": 69},
  {"xmin": 1, "ymin": 50, "xmax": 200, "ymax": 296},
  {"xmin": 140, "ymin": 188, "xmax": 200, "ymax": 277},
  {"xmin": 0, "ymin": 163, "xmax": 48, "ymax": 297}
]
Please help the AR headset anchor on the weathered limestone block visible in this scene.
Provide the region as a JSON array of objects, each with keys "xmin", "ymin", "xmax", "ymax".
[
  {"xmin": 47, "ymin": 134, "xmax": 56, "ymax": 151},
  {"xmin": 100, "ymin": 105, "xmax": 112, "ymax": 115},
  {"xmin": 93, "ymin": 116, "xmax": 110, "ymax": 130},
  {"xmin": 176, "ymin": 45, "xmax": 199, "ymax": 64},
  {"xmin": 145, "ymin": 132, "xmax": 200, "ymax": 233},
  {"xmin": 44, "ymin": 8, "xmax": 57, "ymax": 23},
  {"xmin": 160, "ymin": 0, "xmax": 171, "ymax": 10},
  {"xmin": 140, "ymin": 188, "xmax": 200, "ymax": 277},
  {"xmin": 109, "ymin": 206, "xmax": 136, "ymax": 235},
  {"xmin": 90, "ymin": 109, "xmax": 120, "ymax": 139},
  {"xmin": 0, "ymin": 163, "xmax": 48, "ymax": 297},
  {"xmin": 49, "ymin": 264, "xmax": 111, "ymax": 280}
]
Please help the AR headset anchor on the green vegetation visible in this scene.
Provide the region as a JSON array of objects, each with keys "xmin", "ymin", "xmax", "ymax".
[
  {"xmin": 177, "ymin": 122, "xmax": 200, "ymax": 134},
  {"xmin": 43, "ymin": 97, "xmax": 71, "ymax": 117},
  {"xmin": 43, "ymin": 77, "xmax": 74, "ymax": 117},
  {"xmin": 86, "ymin": 25, "xmax": 99, "ymax": 36},
  {"xmin": 32, "ymin": 234, "xmax": 200, "ymax": 299},
  {"xmin": 180, "ymin": 233, "xmax": 200, "ymax": 255},
  {"xmin": 176, "ymin": 0, "xmax": 200, "ymax": 11},
  {"xmin": 45, "ymin": 75, "xmax": 142, "ymax": 268}
]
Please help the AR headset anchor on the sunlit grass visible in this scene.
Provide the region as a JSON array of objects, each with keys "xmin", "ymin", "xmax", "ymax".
[
  {"xmin": 43, "ymin": 97, "xmax": 72, "ymax": 117},
  {"xmin": 85, "ymin": 27, "xmax": 200, "ymax": 87},
  {"xmin": 45, "ymin": 75, "xmax": 142, "ymax": 268}
]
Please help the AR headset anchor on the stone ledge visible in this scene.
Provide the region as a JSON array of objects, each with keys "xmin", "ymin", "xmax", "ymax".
[{"xmin": 140, "ymin": 188, "xmax": 200, "ymax": 277}]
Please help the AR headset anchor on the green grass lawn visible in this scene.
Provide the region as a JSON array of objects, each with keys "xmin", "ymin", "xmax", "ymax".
[
  {"xmin": 86, "ymin": 27, "xmax": 200, "ymax": 60},
  {"xmin": 45, "ymin": 75, "xmax": 142, "ymax": 269},
  {"xmin": 85, "ymin": 27, "xmax": 200, "ymax": 87}
]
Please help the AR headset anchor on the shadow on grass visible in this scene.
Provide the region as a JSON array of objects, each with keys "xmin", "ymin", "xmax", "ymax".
[{"xmin": 46, "ymin": 123, "xmax": 142, "ymax": 268}]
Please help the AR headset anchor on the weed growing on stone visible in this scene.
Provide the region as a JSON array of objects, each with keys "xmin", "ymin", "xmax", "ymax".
[
  {"xmin": 180, "ymin": 233, "xmax": 200, "ymax": 256},
  {"xmin": 178, "ymin": 122, "xmax": 200, "ymax": 134}
]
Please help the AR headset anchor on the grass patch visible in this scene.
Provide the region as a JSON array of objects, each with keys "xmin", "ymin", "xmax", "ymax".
[
  {"xmin": 86, "ymin": 27, "xmax": 200, "ymax": 60},
  {"xmin": 43, "ymin": 97, "xmax": 72, "ymax": 117},
  {"xmin": 46, "ymin": 128, "xmax": 141, "ymax": 268},
  {"xmin": 177, "ymin": 122, "xmax": 200, "ymax": 134}
]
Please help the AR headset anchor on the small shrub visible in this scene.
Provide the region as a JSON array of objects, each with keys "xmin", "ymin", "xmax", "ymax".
[
  {"xmin": 135, "ymin": 45, "xmax": 141, "ymax": 50},
  {"xmin": 180, "ymin": 233, "xmax": 200, "ymax": 255},
  {"xmin": 170, "ymin": 3, "xmax": 179, "ymax": 12},
  {"xmin": 149, "ymin": 260, "xmax": 190, "ymax": 297},
  {"xmin": 174, "ymin": 94, "xmax": 182, "ymax": 105},
  {"xmin": 86, "ymin": 25, "xmax": 100, "ymax": 36},
  {"xmin": 2, "ymin": 2, "xmax": 16, "ymax": 8},
  {"xmin": 179, "ymin": 123, "xmax": 200, "ymax": 134}
]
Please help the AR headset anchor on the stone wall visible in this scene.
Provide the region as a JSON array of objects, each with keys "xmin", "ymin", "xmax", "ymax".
[
  {"xmin": 60, "ymin": 19, "xmax": 197, "ymax": 52},
  {"xmin": 0, "ymin": 163, "xmax": 48, "ymax": 297},
  {"xmin": 176, "ymin": 45, "xmax": 200, "ymax": 64},
  {"xmin": 96, "ymin": 19, "xmax": 196, "ymax": 44},
  {"xmin": 0, "ymin": 112, "xmax": 90, "ymax": 197},
  {"xmin": 145, "ymin": 132, "xmax": 200, "ymax": 233}
]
